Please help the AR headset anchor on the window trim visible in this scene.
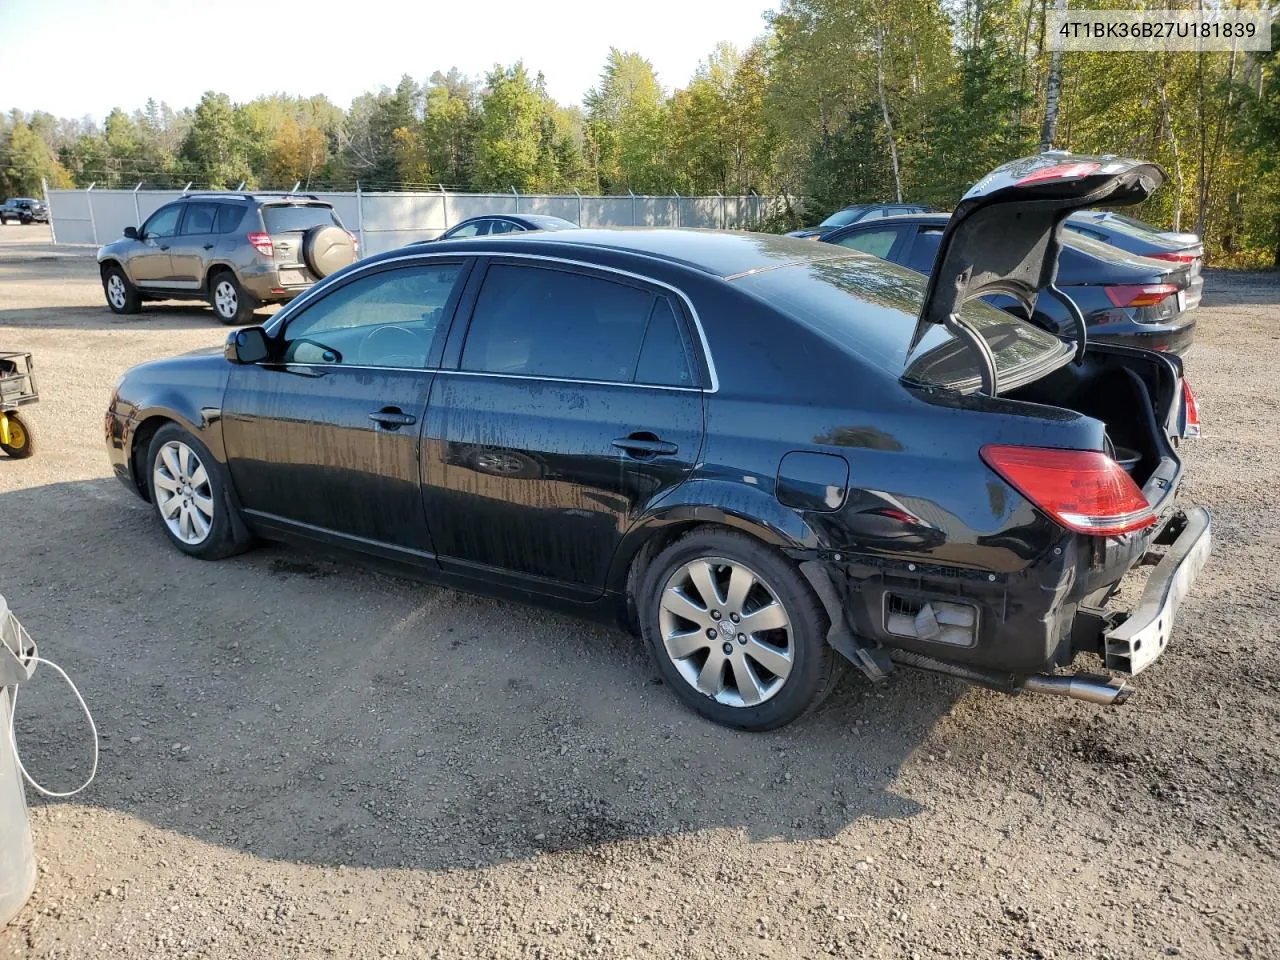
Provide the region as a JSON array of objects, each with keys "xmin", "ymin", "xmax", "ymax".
[
  {"xmin": 264, "ymin": 250, "xmax": 719, "ymax": 392},
  {"xmin": 274, "ymin": 258, "xmax": 474, "ymax": 371}
]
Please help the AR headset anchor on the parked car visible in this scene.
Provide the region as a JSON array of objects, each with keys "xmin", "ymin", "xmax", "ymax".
[
  {"xmin": 428, "ymin": 214, "xmax": 579, "ymax": 241},
  {"xmin": 105, "ymin": 154, "xmax": 1209, "ymax": 731},
  {"xmin": 96, "ymin": 194, "xmax": 358, "ymax": 325},
  {"xmin": 821, "ymin": 213, "xmax": 1198, "ymax": 354},
  {"xmin": 1067, "ymin": 210, "xmax": 1204, "ymax": 310},
  {"xmin": 786, "ymin": 202, "xmax": 935, "ymax": 239},
  {"xmin": 0, "ymin": 198, "xmax": 48, "ymax": 224}
]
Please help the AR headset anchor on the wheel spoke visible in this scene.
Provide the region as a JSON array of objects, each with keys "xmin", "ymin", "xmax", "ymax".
[
  {"xmin": 664, "ymin": 629, "xmax": 710, "ymax": 661},
  {"xmin": 158, "ymin": 492, "xmax": 182, "ymax": 519},
  {"xmin": 191, "ymin": 491, "xmax": 215, "ymax": 519},
  {"xmin": 660, "ymin": 587, "xmax": 710, "ymax": 628},
  {"xmin": 160, "ymin": 445, "xmax": 182, "ymax": 479},
  {"xmin": 743, "ymin": 638, "xmax": 793, "ymax": 679},
  {"xmin": 177, "ymin": 444, "xmax": 192, "ymax": 479},
  {"xmin": 189, "ymin": 507, "xmax": 210, "ymax": 539},
  {"xmin": 724, "ymin": 565, "xmax": 755, "ymax": 613},
  {"xmin": 729, "ymin": 656, "xmax": 766, "ymax": 706},
  {"xmin": 152, "ymin": 472, "xmax": 180, "ymax": 494},
  {"xmin": 178, "ymin": 506, "xmax": 193, "ymax": 540},
  {"xmin": 739, "ymin": 602, "xmax": 788, "ymax": 635},
  {"xmin": 686, "ymin": 560, "xmax": 724, "ymax": 610},
  {"xmin": 189, "ymin": 463, "xmax": 208, "ymax": 489},
  {"xmin": 695, "ymin": 651, "xmax": 726, "ymax": 697}
]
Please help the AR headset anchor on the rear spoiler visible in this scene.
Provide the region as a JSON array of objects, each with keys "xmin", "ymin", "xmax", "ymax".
[{"xmin": 912, "ymin": 153, "xmax": 1167, "ymax": 394}]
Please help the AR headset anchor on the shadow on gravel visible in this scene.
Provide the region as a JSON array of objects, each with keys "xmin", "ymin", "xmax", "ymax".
[
  {"xmin": 3, "ymin": 479, "xmax": 955, "ymax": 873},
  {"xmin": 1200, "ymin": 269, "xmax": 1280, "ymax": 307},
  {"xmin": 0, "ymin": 304, "xmax": 276, "ymax": 332}
]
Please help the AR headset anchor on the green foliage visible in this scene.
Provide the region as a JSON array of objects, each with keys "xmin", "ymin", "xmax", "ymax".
[
  {"xmin": 472, "ymin": 63, "xmax": 544, "ymax": 190},
  {"xmin": 0, "ymin": 113, "xmax": 73, "ymax": 195}
]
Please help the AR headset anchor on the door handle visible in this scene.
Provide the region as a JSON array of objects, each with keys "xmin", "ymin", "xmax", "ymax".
[
  {"xmin": 368, "ymin": 408, "xmax": 417, "ymax": 429},
  {"xmin": 612, "ymin": 435, "xmax": 678, "ymax": 457},
  {"xmin": 159, "ymin": 244, "xmax": 170, "ymax": 251},
  {"xmin": 203, "ymin": 243, "xmax": 215, "ymax": 250}
]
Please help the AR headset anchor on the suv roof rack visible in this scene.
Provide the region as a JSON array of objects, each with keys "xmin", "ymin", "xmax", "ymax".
[{"xmin": 178, "ymin": 192, "xmax": 325, "ymax": 203}]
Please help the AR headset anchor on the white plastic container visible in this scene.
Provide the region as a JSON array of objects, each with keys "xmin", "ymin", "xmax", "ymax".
[{"xmin": 0, "ymin": 596, "xmax": 36, "ymax": 925}]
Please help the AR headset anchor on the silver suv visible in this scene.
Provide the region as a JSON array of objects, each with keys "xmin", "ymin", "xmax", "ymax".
[{"xmin": 97, "ymin": 194, "xmax": 357, "ymax": 324}]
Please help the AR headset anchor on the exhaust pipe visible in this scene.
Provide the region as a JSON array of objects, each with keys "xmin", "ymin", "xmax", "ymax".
[{"xmin": 1022, "ymin": 672, "xmax": 1133, "ymax": 706}]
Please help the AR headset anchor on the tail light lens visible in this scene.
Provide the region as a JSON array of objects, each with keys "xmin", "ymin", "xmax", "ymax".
[
  {"xmin": 1149, "ymin": 251, "xmax": 1199, "ymax": 264},
  {"xmin": 1016, "ymin": 161, "xmax": 1102, "ymax": 185},
  {"xmin": 981, "ymin": 445, "xmax": 1156, "ymax": 536},
  {"xmin": 1104, "ymin": 283, "xmax": 1179, "ymax": 308},
  {"xmin": 1182, "ymin": 379, "xmax": 1201, "ymax": 439},
  {"xmin": 247, "ymin": 232, "xmax": 274, "ymax": 258}
]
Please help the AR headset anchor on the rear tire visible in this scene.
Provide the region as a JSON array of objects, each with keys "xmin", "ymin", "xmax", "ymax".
[
  {"xmin": 102, "ymin": 265, "xmax": 142, "ymax": 314},
  {"xmin": 0, "ymin": 413, "xmax": 35, "ymax": 459},
  {"xmin": 146, "ymin": 424, "xmax": 252, "ymax": 560},
  {"xmin": 638, "ymin": 527, "xmax": 840, "ymax": 730},
  {"xmin": 210, "ymin": 270, "xmax": 256, "ymax": 326}
]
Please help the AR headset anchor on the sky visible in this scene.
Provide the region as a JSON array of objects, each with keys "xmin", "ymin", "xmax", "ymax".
[{"xmin": 0, "ymin": 0, "xmax": 775, "ymax": 122}]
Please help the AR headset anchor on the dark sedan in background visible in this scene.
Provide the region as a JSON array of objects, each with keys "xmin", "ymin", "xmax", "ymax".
[
  {"xmin": 822, "ymin": 213, "xmax": 1198, "ymax": 354},
  {"xmin": 104, "ymin": 154, "xmax": 1209, "ymax": 731},
  {"xmin": 785, "ymin": 202, "xmax": 935, "ymax": 239},
  {"xmin": 430, "ymin": 213, "xmax": 579, "ymax": 241},
  {"xmin": 1067, "ymin": 210, "xmax": 1204, "ymax": 310}
]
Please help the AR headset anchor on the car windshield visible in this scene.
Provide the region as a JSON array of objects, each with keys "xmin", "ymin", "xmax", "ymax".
[
  {"xmin": 733, "ymin": 254, "xmax": 1071, "ymax": 393},
  {"xmin": 262, "ymin": 204, "xmax": 341, "ymax": 233},
  {"xmin": 818, "ymin": 206, "xmax": 869, "ymax": 228}
]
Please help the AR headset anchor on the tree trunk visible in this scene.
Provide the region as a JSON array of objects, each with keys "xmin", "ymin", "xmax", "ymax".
[
  {"xmin": 1155, "ymin": 63, "xmax": 1184, "ymax": 231},
  {"xmin": 1039, "ymin": 0, "xmax": 1067, "ymax": 152},
  {"xmin": 874, "ymin": 20, "xmax": 903, "ymax": 203}
]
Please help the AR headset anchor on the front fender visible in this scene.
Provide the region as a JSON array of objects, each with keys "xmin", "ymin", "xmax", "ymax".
[{"xmin": 606, "ymin": 477, "xmax": 819, "ymax": 592}]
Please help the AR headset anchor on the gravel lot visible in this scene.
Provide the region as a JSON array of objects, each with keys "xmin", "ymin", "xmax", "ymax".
[{"xmin": 1, "ymin": 223, "xmax": 1278, "ymax": 960}]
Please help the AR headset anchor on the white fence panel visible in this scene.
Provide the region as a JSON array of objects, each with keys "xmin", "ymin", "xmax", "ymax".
[{"xmin": 46, "ymin": 187, "xmax": 784, "ymax": 252}]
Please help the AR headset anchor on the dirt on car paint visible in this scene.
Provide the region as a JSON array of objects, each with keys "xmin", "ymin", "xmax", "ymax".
[{"xmin": 1, "ymin": 226, "xmax": 1278, "ymax": 959}]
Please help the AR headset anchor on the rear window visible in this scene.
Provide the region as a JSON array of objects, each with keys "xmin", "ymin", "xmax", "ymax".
[
  {"xmin": 262, "ymin": 204, "xmax": 340, "ymax": 234},
  {"xmin": 733, "ymin": 255, "xmax": 1070, "ymax": 393},
  {"xmin": 216, "ymin": 204, "xmax": 247, "ymax": 234}
]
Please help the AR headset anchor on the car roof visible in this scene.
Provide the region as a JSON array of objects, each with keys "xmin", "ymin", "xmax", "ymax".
[{"xmin": 379, "ymin": 228, "xmax": 857, "ymax": 280}]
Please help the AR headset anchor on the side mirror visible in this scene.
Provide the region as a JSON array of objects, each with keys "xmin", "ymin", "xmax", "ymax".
[
  {"xmin": 224, "ymin": 325, "xmax": 271, "ymax": 364},
  {"xmin": 123, "ymin": 226, "xmax": 139, "ymax": 240}
]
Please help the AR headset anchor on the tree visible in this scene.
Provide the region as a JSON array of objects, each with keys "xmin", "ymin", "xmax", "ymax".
[
  {"xmin": 266, "ymin": 118, "xmax": 329, "ymax": 188},
  {"xmin": 0, "ymin": 117, "xmax": 73, "ymax": 195},
  {"xmin": 179, "ymin": 92, "xmax": 254, "ymax": 188},
  {"xmin": 472, "ymin": 63, "xmax": 544, "ymax": 190}
]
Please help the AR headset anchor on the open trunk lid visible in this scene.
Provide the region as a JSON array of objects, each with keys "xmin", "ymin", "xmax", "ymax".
[{"xmin": 910, "ymin": 153, "xmax": 1167, "ymax": 394}]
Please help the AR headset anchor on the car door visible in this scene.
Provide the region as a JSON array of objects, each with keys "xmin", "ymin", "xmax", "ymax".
[
  {"xmin": 221, "ymin": 258, "xmax": 472, "ymax": 559},
  {"xmin": 130, "ymin": 203, "xmax": 184, "ymax": 285},
  {"xmin": 421, "ymin": 258, "xmax": 705, "ymax": 599},
  {"xmin": 168, "ymin": 201, "xmax": 219, "ymax": 289}
]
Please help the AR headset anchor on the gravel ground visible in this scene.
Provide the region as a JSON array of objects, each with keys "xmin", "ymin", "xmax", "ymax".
[{"xmin": 1, "ymin": 223, "xmax": 1278, "ymax": 960}]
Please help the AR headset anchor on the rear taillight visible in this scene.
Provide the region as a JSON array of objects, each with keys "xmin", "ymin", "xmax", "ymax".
[
  {"xmin": 1182, "ymin": 379, "xmax": 1201, "ymax": 439},
  {"xmin": 1149, "ymin": 251, "xmax": 1199, "ymax": 264},
  {"xmin": 1015, "ymin": 161, "xmax": 1102, "ymax": 185},
  {"xmin": 1104, "ymin": 283, "xmax": 1179, "ymax": 308},
  {"xmin": 247, "ymin": 232, "xmax": 274, "ymax": 257},
  {"xmin": 981, "ymin": 445, "xmax": 1156, "ymax": 537}
]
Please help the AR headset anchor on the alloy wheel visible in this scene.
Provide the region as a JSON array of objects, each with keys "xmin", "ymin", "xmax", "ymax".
[
  {"xmin": 658, "ymin": 557, "xmax": 794, "ymax": 707},
  {"xmin": 153, "ymin": 440, "xmax": 214, "ymax": 545},
  {"xmin": 214, "ymin": 280, "xmax": 238, "ymax": 319},
  {"xmin": 106, "ymin": 274, "xmax": 127, "ymax": 310}
]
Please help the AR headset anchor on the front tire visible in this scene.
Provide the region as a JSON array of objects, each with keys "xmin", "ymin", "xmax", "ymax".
[
  {"xmin": 210, "ymin": 271, "xmax": 257, "ymax": 326},
  {"xmin": 102, "ymin": 265, "xmax": 141, "ymax": 314},
  {"xmin": 638, "ymin": 527, "xmax": 841, "ymax": 730},
  {"xmin": 146, "ymin": 424, "xmax": 251, "ymax": 560}
]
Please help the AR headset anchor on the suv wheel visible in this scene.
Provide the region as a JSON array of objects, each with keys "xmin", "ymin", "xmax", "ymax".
[
  {"xmin": 638, "ymin": 527, "xmax": 841, "ymax": 730},
  {"xmin": 102, "ymin": 265, "xmax": 141, "ymax": 314},
  {"xmin": 210, "ymin": 271, "xmax": 256, "ymax": 326}
]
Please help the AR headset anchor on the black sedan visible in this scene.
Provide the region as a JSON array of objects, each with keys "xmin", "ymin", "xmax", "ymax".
[
  {"xmin": 430, "ymin": 213, "xmax": 578, "ymax": 241},
  {"xmin": 1067, "ymin": 210, "xmax": 1204, "ymax": 310},
  {"xmin": 821, "ymin": 213, "xmax": 1198, "ymax": 355},
  {"xmin": 785, "ymin": 202, "xmax": 934, "ymax": 239},
  {"xmin": 106, "ymin": 154, "xmax": 1210, "ymax": 730}
]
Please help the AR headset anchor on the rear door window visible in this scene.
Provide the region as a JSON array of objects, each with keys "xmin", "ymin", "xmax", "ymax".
[
  {"xmin": 179, "ymin": 202, "xmax": 218, "ymax": 235},
  {"xmin": 216, "ymin": 204, "xmax": 247, "ymax": 234},
  {"xmin": 461, "ymin": 263, "xmax": 663, "ymax": 384},
  {"xmin": 634, "ymin": 298, "xmax": 695, "ymax": 387},
  {"xmin": 262, "ymin": 204, "xmax": 340, "ymax": 234},
  {"xmin": 487, "ymin": 220, "xmax": 521, "ymax": 235},
  {"xmin": 904, "ymin": 228, "xmax": 943, "ymax": 274}
]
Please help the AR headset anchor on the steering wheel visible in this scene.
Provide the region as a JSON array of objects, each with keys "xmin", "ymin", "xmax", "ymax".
[
  {"xmin": 360, "ymin": 325, "xmax": 424, "ymax": 367},
  {"xmin": 287, "ymin": 337, "xmax": 343, "ymax": 364}
]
